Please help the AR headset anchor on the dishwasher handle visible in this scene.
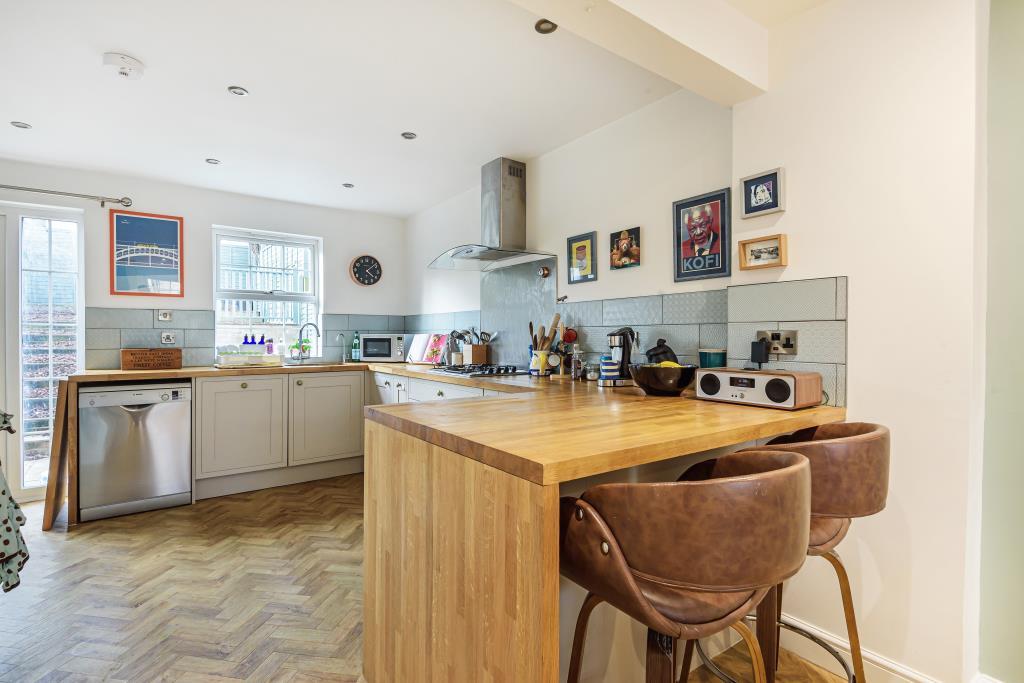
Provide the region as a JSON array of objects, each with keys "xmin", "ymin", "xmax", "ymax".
[{"xmin": 119, "ymin": 404, "xmax": 155, "ymax": 413}]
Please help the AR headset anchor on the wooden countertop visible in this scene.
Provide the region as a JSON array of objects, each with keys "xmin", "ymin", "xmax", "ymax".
[
  {"xmin": 366, "ymin": 388, "xmax": 845, "ymax": 485},
  {"xmin": 68, "ymin": 362, "xmax": 845, "ymax": 486}
]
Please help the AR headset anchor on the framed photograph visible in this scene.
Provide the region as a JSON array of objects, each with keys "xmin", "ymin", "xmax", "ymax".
[
  {"xmin": 109, "ymin": 209, "xmax": 184, "ymax": 297},
  {"xmin": 740, "ymin": 167, "xmax": 785, "ymax": 218},
  {"xmin": 739, "ymin": 233, "xmax": 788, "ymax": 270},
  {"xmin": 567, "ymin": 231, "xmax": 598, "ymax": 284},
  {"xmin": 673, "ymin": 188, "xmax": 731, "ymax": 282},
  {"xmin": 610, "ymin": 227, "xmax": 641, "ymax": 270}
]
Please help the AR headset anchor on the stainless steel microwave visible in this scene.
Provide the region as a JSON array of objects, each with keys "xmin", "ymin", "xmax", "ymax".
[{"xmin": 361, "ymin": 334, "xmax": 405, "ymax": 362}]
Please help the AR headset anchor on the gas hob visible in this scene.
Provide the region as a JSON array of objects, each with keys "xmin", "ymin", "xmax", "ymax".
[{"xmin": 429, "ymin": 364, "xmax": 526, "ymax": 378}]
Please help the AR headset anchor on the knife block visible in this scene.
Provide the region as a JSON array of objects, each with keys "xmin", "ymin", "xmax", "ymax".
[{"xmin": 463, "ymin": 344, "xmax": 489, "ymax": 364}]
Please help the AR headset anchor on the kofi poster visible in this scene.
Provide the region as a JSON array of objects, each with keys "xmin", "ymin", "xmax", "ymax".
[{"xmin": 672, "ymin": 188, "xmax": 730, "ymax": 282}]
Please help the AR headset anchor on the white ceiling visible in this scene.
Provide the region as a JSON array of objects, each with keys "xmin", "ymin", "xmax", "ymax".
[
  {"xmin": 0, "ymin": 0, "xmax": 678, "ymax": 216},
  {"xmin": 721, "ymin": 0, "xmax": 828, "ymax": 27}
]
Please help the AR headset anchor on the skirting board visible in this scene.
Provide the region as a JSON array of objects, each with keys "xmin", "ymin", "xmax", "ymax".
[
  {"xmin": 781, "ymin": 613, "xmax": 942, "ymax": 683},
  {"xmin": 972, "ymin": 675, "xmax": 1005, "ymax": 683},
  {"xmin": 195, "ymin": 456, "xmax": 364, "ymax": 500}
]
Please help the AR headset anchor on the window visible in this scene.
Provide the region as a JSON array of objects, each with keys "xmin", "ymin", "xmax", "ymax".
[
  {"xmin": 214, "ymin": 227, "xmax": 322, "ymax": 354},
  {"xmin": 14, "ymin": 214, "xmax": 83, "ymax": 493}
]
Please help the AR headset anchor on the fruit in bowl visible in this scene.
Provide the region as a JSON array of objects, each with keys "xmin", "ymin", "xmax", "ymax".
[{"xmin": 629, "ymin": 363, "xmax": 698, "ymax": 397}]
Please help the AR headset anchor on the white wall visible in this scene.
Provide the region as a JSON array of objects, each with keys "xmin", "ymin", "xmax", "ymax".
[
  {"xmin": 528, "ymin": 89, "xmax": 732, "ymax": 300},
  {"xmin": 403, "ymin": 88, "xmax": 734, "ymax": 311},
  {"xmin": 0, "ymin": 158, "xmax": 407, "ymax": 314},
  {"xmin": 403, "ymin": 186, "xmax": 481, "ymax": 314},
  {"xmin": 732, "ymin": 0, "xmax": 982, "ymax": 680}
]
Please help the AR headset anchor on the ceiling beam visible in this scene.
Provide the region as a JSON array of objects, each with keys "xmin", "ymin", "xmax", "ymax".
[{"xmin": 506, "ymin": 0, "xmax": 770, "ymax": 106}]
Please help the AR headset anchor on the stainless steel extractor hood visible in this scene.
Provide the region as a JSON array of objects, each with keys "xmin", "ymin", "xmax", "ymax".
[{"xmin": 428, "ymin": 157, "xmax": 553, "ymax": 271}]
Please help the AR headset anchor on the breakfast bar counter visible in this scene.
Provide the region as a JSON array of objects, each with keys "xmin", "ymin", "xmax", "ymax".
[{"xmin": 362, "ymin": 383, "xmax": 845, "ymax": 683}]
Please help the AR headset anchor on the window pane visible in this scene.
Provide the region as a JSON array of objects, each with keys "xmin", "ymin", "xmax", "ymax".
[
  {"xmin": 218, "ymin": 237, "xmax": 313, "ymax": 295},
  {"xmin": 215, "ymin": 298, "xmax": 319, "ymax": 355},
  {"xmin": 18, "ymin": 216, "xmax": 81, "ymax": 490},
  {"xmin": 51, "ymin": 220, "xmax": 79, "ymax": 272},
  {"xmin": 22, "ymin": 217, "xmax": 50, "ymax": 270}
]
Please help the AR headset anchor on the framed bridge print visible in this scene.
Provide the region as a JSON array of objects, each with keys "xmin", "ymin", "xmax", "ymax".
[
  {"xmin": 673, "ymin": 188, "xmax": 731, "ymax": 282},
  {"xmin": 109, "ymin": 209, "xmax": 184, "ymax": 297}
]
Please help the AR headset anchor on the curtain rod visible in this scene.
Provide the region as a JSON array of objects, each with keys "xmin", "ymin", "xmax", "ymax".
[{"xmin": 0, "ymin": 183, "xmax": 132, "ymax": 207}]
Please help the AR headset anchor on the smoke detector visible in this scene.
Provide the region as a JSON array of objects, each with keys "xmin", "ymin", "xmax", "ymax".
[{"xmin": 102, "ymin": 52, "xmax": 145, "ymax": 80}]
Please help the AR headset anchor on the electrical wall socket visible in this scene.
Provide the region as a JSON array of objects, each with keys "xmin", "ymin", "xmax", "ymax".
[
  {"xmin": 160, "ymin": 332, "xmax": 176, "ymax": 344},
  {"xmin": 757, "ymin": 330, "xmax": 798, "ymax": 355},
  {"xmin": 157, "ymin": 310, "xmax": 173, "ymax": 321}
]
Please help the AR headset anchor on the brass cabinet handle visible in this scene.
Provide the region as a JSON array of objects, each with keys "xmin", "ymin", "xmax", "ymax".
[
  {"xmin": 297, "ymin": 379, "xmax": 303, "ymax": 386},
  {"xmin": 384, "ymin": 381, "xmax": 391, "ymax": 387},
  {"xmin": 241, "ymin": 382, "xmax": 248, "ymax": 389}
]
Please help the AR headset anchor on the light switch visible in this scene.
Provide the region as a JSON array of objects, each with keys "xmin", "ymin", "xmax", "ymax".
[
  {"xmin": 157, "ymin": 310, "xmax": 173, "ymax": 321},
  {"xmin": 161, "ymin": 332, "xmax": 176, "ymax": 344}
]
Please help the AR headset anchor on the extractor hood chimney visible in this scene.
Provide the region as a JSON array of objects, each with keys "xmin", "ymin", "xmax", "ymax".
[{"xmin": 428, "ymin": 157, "xmax": 553, "ymax": 271}]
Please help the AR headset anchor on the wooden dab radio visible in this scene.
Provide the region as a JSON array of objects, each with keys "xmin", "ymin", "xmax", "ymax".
[{"xmin": 694, "ymin": 368, "xmax": 822, "ymax": 410}]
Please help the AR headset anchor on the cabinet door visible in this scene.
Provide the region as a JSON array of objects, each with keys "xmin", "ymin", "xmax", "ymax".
[
  {"xmin": 197, "ymin": 376, "xmax": 287, "ymax": 478},
  {"xmin": 290, "ymin": 372, "xmax": 364, "ymax": 465},
  {"xmin": 409, "ymin": 378, "xmax": 484, "ymax": 402}
]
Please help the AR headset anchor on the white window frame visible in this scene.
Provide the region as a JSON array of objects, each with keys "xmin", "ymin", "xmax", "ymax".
[{"xmin": 213, "ymin": 225, "xmax": 321, "ymax": 306}]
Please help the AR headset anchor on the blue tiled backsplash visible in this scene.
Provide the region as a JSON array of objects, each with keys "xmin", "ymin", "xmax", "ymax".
[
  {"xmin": 85, "ymin": 276, "xmax": 847, "ymax": 406},
  {"xmin": 85, "ymin": 308, "xmax": 409, "ymax": 369}
]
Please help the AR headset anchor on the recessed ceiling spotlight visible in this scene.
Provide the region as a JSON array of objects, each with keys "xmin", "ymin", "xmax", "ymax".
[
  {"xmin": 535, "ymin": 18, "xmax": 558, "ymax": 34},
  {"xmin": 227, "ymin": 85, "xmax": 249, "ymax": 96},
  {"xmin": 10, "ymin": 121, "xmax": 32, "ymax": 129},
  {"xmin": 342, "ymin": 183, "xmax": 355, "ymax": 189},
  {"xmin": 205, "ymin": 158, "xmax": 221, "ymax": 165},
  {"xmin": 400, "ymin": 131, "xmax": 417, "ymax": 140}
]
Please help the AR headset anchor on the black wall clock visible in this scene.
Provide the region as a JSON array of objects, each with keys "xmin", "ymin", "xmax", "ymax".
[{"xmin": 350, "ymin": 255, "xmax": 382, "ymax": 286}]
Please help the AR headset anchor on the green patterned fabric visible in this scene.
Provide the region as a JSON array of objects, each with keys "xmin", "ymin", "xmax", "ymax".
[{"xmin": 0, "ymin": 467, "xmax": 29, "ymax": 592}]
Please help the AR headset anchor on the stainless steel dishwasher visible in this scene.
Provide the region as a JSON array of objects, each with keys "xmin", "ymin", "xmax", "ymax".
[{"xmin": 78, "ymin": 383, "xmax": 192, "ymax": 521}]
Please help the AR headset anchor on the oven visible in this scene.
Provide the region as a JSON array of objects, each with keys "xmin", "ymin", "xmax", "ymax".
[{"xmin": 361, "ymin": 334, "xmax": 405, "ymax": 362}]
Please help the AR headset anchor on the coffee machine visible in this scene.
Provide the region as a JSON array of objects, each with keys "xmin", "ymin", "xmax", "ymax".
[{"xmin": 598, "ymin": 327, "xmax": 637, "ymax": 387}]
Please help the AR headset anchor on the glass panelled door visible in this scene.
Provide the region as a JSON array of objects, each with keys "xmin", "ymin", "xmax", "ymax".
[{"xmin": 3, "ymin": 209, "xmax": 83, "ymax": 501}]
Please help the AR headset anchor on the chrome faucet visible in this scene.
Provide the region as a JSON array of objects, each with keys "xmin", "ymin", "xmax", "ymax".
[{"xmin": 297, "ymin": 322, "xmax": 321, "ymax": 360}]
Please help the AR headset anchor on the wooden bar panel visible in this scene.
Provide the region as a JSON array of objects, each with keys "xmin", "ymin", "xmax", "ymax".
[{"xmin": 364, "ymin": 421, "xmax": 560, "ymax": 683}]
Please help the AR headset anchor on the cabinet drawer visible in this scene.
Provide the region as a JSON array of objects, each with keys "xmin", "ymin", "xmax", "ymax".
[
  {"xmin": 408, "ymin": 378, "xmax": 484, "ymax": 402},
  {"xmin": 196, "ymin": 375, "xmax": 287, "ymax": 478}
]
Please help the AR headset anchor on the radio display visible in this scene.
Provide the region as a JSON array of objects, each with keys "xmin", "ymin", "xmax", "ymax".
[{"xmin": 729, "ymin": 377, "xmax": 756, "ymax": 388}]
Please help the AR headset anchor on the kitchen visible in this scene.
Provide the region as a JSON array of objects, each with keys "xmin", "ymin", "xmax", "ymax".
[{"xmin": 0, "ymin": 1, "xmax": 1015, "ymax": 683}]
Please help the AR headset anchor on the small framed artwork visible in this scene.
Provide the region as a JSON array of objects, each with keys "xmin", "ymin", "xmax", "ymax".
[
  {"xmin": 610, "ymin": 227, "xmax": 641, "ymax": 269},
  {"xmin": 109, "ymin": 209, "xmax": 184, "ymax": 297},
  {"xmin": 673, "ymin": 188, "xmax": 731, "ymax": 282},
  {"xmin": 739, "ymin": 234, "xmax": 788, "ymax": 270},
  {"xmin": 740, "ymin": 168, "xmax": 785, "ymax": 218},
  {"xmin": 567, "ymin": 231, "xmax": 598, "ymax": 284}
]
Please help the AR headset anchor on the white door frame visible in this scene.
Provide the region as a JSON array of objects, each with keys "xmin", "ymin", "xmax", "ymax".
[{"xmin": 2, "ymin": 203, "xmax": 85, "ymax": 502}]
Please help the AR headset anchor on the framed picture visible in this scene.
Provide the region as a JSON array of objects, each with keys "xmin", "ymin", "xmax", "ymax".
[
  {"xmin": 740, "ymin": 168, "xmax": 785, "ymax": 218},
  {"xmin": 109, "ymin": 209, "xmax": 184, "ymax": 297},
  {"xmin": 673, "ymin": 188, "xmax": 731, "ymax": 282},
  {"xmin": 610, "ymin": 227, "xmax": 641, "ymax": 270},
  {"xmin": 739, "ymin": 233, "xmax": 788, "ymax": 270},
  {"xmin": 567, "ymin": 231, "xmax": 598, "ymax": 284}
]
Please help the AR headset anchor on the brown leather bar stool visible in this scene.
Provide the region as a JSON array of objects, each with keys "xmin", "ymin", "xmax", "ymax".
[
  {"xmin": 560, "ymin": 450, "xmax": 811, "ymax": 683},
  {"xmin": 690, "ymin": 423, "xmax": 890, "ymax": 683}
]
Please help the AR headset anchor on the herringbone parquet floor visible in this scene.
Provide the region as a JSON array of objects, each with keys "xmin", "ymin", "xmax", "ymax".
[
  {"xmin": 2, "ymin": 474, "xmax": 840, "ymax": 682},
  {"xmin": 1, "ymin": 476, "xmax": 365, "ymax": 682}
]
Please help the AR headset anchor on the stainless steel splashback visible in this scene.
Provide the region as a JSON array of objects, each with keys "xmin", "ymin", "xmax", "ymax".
[{"xmin": 481, "ymin": 257, "xmax": 557, "ymax": 367}]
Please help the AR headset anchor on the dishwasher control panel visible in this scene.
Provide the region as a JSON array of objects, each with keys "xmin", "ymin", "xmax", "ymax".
[{"xmin": 80, "ymin": 383, "xmax": 191, "ymax": 408}]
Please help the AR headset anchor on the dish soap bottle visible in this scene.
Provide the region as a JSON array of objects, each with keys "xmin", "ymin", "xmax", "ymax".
[{"xmin": 351, "ymin": 331, "xmax": 361, "ymax": 361}]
